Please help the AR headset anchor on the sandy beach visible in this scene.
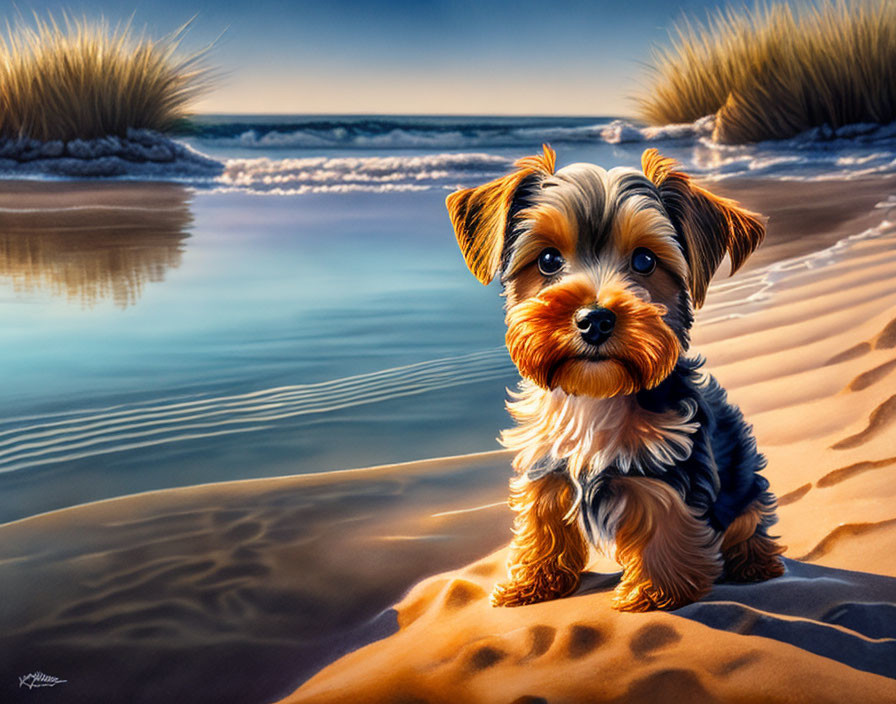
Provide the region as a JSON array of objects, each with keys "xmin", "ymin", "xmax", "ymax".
[
  {"xmin": 1, "ymin": 0, "xmax": 895, "ymax": 701},
  {"xmin": 282, "ymin": 176, "xmax": 896, "ymax": 702},
  {"xmin": 1, "ymin": 174, "xmax": 895, "ymax": 703}
]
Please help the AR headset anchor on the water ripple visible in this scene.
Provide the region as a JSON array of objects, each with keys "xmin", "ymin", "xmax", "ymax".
[{"xmin": 0, "ymin": 348, "xmax": 515, "ymax": 474}]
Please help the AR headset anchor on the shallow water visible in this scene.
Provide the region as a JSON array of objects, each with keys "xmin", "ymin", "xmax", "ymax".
[{"xmin": 0, "ymin": 185, "xmax": 527, "ymax": 522}]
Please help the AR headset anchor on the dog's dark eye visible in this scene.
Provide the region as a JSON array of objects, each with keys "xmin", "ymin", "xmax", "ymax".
[
  {"xmin": 631, "ymin": 247, "xmax": 657, "ymax": 275},
  {"xmin": 537, "ymin": 247, "xmax": 565, "ymax": 276}
]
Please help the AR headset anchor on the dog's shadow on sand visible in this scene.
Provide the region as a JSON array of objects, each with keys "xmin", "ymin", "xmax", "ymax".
[{"xmin": 576, "ymin": 558, "xmax": 896, "ymax": 678}]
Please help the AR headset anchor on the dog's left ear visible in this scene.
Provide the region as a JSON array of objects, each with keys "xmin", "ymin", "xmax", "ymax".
[
  {"xmin": 447, "ymin": 145, "xmax": 556, "ymax": 284},
  {"xmin": 642, "ymin": 148, "xmax": 765, "ymax": 307}
]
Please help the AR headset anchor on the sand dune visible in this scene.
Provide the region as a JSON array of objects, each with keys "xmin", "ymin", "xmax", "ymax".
[{"xmin": 284, "ymin": 553, "xmax": 896, "ymax": 704}]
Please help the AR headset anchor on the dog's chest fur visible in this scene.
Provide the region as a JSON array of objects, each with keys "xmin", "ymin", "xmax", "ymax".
[{"xmin": 501, "ymin": 379, "xmax": 699, "ymax": 483}]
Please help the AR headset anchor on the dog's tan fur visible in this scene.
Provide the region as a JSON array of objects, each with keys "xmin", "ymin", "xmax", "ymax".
[{"xmin": 491, "ymin": 471, "xmax": 589, "ymax": 607}]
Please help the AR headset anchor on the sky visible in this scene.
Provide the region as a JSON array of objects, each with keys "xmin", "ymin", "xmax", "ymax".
[{"xmin": 0, "ymin": 0, "xmax": 746, "ymax": 116}]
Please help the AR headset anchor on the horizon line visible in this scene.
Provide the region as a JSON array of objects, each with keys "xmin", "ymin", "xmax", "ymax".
[{"xmin": 187, "ymin": 111, "xmax": 635, "ymax": 119}]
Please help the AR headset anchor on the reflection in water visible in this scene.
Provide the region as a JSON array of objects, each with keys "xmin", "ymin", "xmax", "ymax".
[{"xmin": 0, "ymin": 181, "xmax": 192, "ymax": 307}]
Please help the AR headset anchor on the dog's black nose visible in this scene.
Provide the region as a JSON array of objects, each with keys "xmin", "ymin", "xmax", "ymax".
[{"xmin": 575, "ymin": 307, "xmax": 616, "ymax": 346}]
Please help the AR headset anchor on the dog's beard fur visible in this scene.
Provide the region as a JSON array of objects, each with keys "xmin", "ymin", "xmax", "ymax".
[
  {"xmin": 501, "ymin": 383, "xmax": 699, "ymax": 480},
  {"xmin": 504, "ymin": 273, "xmax": 681, "ymax": 398}
]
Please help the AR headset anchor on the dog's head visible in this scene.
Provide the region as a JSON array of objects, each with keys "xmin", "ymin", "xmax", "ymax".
[{"xmin": 447, "ymin": 145, "xmax": 765, "ymax": 398}]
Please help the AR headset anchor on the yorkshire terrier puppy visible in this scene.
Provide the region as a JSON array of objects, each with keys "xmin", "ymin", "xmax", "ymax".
[{"xmin": 446, "ymin": 146, "xmax": 785, "ymax": 612}]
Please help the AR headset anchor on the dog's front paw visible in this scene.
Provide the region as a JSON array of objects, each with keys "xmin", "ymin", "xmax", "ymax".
[
  {"xmin": 611, "ymin": 584, "xmax": 661, "ymax": 612},
  {"xmin": 491, "ymin": 581, "xmax": 545, "ymax": 607},
  {"xmin": 611, "ymin": 580, "xmax": 700, "ymax": 612},
  {"xmin": 490, "ymin": 571, "xmax": 579, "ymax": 607}
]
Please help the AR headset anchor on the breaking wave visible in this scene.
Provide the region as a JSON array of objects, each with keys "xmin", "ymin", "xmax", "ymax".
[
  {"xmin": 187, "ymin": 115, "xmax": 636, "ymax": 151},
  {"xmin": 217, "ymin": 152, "xmax": 511, "ymax": 194},
  {"xmin": 2, "ymin": 116, "xmax": 896, "ymax": 191},
  {"xmin": 186, "ymin": 113, "xmax": 896, "ymax": 154}
]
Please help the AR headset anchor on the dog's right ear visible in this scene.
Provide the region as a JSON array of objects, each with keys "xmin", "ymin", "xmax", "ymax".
[{"xmin": 447, "ymin": 145, "xmax": 556, "ymax": 284}]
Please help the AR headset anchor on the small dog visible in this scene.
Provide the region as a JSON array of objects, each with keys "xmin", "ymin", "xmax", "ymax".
[{"xmin": 446, "ymin": 146, "xmax": 785, "ymax": 611}]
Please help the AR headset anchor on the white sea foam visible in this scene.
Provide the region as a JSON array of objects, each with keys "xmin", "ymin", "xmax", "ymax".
[
  {"xmin": 217, "ymin": 152, "xmax": 511, "ymax": 194},
  {"xmin": 206, "ymin": 116, "xmax": 896, "ymax": 191},
  {"xmin": 699, "ymin": 215, "xmax": 896, "ymax": 325},
  {"xmin": 201, "ymin": 123, "xmax": 612, "ymax": 151},
  {"xmin": 689, "ymin": 119, "xmax": 896, "ymax": 181},
  {"xmin": 191, "ymin": 118, "xmax": 713, "ymax": 153},
  {"xmin": 599, "ymin": 115, "xmax": 716, "ymax": 144}
]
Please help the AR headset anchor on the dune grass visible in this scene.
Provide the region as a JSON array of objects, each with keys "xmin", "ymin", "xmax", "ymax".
[
  {"xmin": 0, "ymin": 15, "xmax": 213, "ymax": 142},
  {"xmin": 636, "ymin": 0, "xmax": 896, "ymax": 143}
]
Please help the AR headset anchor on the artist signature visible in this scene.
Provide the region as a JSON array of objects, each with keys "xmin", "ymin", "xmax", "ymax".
[{"xmin": 18, "ymin": 671, "xmax": 67, "ymax": 689}]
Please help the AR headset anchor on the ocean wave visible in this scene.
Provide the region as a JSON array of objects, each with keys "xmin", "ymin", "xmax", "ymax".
[
  {"xmin": 188, "ymin": 116, "xmax": 625, "ymax": 151},
  {"xmin": 691, "ymin": 120, "xmax": 896, "ymax": 181},
  {"xmin": 2, "ymin": 116, "xmax": 896, "ymax": 190},
  {"xmin": 211, "ymin": 136, "xmax": 896, "ymax": 195},
  {"xmin": 217, "ymin": 152, "xmax": 512, "ymax": 194},
  {"xmin": 189, "ymin": 114, "xmax": 896, "ymax": 155},
  {"xmin": 599, "ymin": 116, "xmax": 716, "ymax": 144},
  {"xmin": 187, "ymin": 115, "xmax": 717, "ymax": 152},
  {"xmin": 207, "ymin": 116, "xmax": 896, "ymax": 194}
]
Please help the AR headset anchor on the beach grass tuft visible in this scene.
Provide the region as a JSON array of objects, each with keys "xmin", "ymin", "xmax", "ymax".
[
  {"xmin": 636, "ymin": 0, "xmax": 896, "ymax": 143},
  {"xmin": 0, "ymin": 14, "xmax": 213, "ymax": 142}
]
